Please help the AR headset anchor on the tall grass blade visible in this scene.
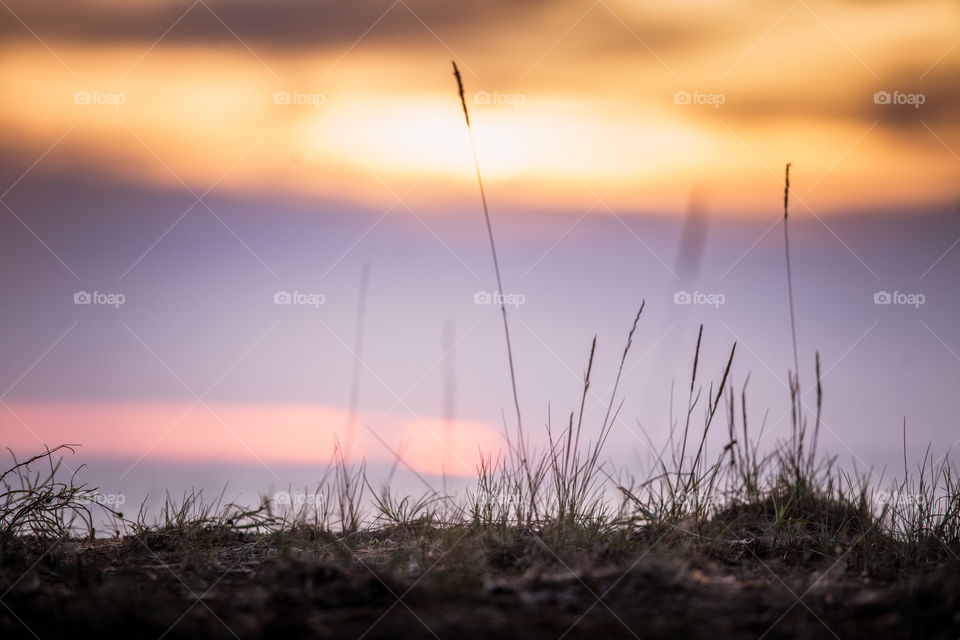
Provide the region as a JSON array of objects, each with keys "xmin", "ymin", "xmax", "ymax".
[{"xmin": 451, "ymin": 61, "xmax": 525, "ymax": 455}]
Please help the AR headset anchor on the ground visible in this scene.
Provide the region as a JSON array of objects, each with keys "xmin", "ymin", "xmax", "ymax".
[{"xmin": 2, "ymin": 531, "xmax": 958, "ymax": 639}]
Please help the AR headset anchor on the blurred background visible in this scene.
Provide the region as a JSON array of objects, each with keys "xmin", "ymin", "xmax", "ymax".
[{"xmin": 1, "ymin": 0, "xmax": 958, "ymax": 514}]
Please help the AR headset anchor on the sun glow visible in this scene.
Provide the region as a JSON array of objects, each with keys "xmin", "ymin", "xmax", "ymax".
[{"xmin": 1, "ymin": 0, "xmax": 958, "ymax": 215}]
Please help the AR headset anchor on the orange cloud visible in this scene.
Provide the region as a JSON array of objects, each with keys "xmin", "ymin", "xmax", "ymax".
[{"xmin": 1, "ymin": 0, "xmax": 958, "ymax": 215}]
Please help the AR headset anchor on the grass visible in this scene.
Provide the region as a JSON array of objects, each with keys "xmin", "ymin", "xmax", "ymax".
[
  {"xmin": 2, "ymin": 313, "xmax": 958, "ymax": 568},
  {"xmin": 1, "ymin": 444, "xmax": 122, "ymax": 545},
  {"xmin": 453, "ymin": 59, "xmax": 526, "ymax": 454}
]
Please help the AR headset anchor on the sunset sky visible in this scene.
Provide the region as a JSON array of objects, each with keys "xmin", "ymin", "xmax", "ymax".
[{"xmin": 1, "ymin": 0, "xmax": 959, "ymax": 506}]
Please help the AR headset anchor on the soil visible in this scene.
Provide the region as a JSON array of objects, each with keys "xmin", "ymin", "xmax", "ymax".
[{"xmin": 1, "ymin": 536, "xmax": 958, "ymax": 639}]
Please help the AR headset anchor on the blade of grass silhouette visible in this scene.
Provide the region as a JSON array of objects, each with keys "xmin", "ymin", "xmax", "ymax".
[
  {"xmin": 442, "ymin": 318, "xmax": 457, "ymax": 497},
  {"xmin": 674, "ymin": 186, "xmax": 711, "ymax": 279},
  {"xmin": 600, "ymin": 302, "xmax": 645, "ymax": 435},
  {"xmin": 344, "ymin": 263, "xmax": 371, "ymax": 462},
  {"xmin": 811, "ymin": 350, "xmax": 822, "ymax": 466},
  {"xmin": 783, "ymin": 163, "xmax": 800, "ymax": 386},
  {"xmin": 451, "ymin": 61, "xmax": 526, "ymax": 462},
  {"xmin": 782, "ymin": 163, "xmax": 803, "ymax": 457}
]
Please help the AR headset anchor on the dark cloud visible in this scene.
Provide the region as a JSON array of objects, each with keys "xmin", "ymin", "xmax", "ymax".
[
  {"xmin": 714, "ymin": 64, "xmax": 960, "ymax": 131},
  {"xmin": 0, "ymin": 1, "xmax": 583, "ymax": 49},
  {"xmin": 0, "ymin": 0, "xmax": 717, "ymax": 60}
]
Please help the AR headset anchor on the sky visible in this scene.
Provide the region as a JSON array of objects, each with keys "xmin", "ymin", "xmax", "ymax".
[{"xmin": 1, "ymin": 0, "xmax": 959, "ymax": 510}]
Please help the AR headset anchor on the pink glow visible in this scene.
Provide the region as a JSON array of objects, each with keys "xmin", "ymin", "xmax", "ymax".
[{"xmin": 1, "ymin": 402, "xmax": 504, "ymax": 477}]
